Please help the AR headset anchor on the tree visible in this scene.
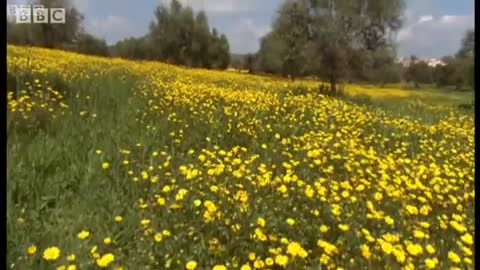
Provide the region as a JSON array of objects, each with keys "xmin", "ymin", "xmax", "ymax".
[
  {"xmin": 255, "ymin": 33, "xmax": 285, "ymax": 74},
  {"xmin": 34, "ymin": 0, "xmax": 84, "ymax": 49},
  {"xmin": 367, "ymin": 47, "xmax": 402, "ymax": 86},
  {"xmin": 148, "ymin": 0, "xmax": 230, "ymax": 69},
  {"xmin": 272, "ymin": 1, "xmax": 310, "ymax": 80},
  {"xmin": 245, "ymin": 54, "xmax": 255, "ymax": 74},
  {"xmin": 305, "ymin": 0, "xmax": 406, "ymax": 91},
  {"xmin": 457, "ymin": 29, "xmax": 474, "ymax": 59},
  {"xmin": 177, "ymin": 6, "xmax": 196, "ymax": 66},
  {"xmin": 230, "ymin": 54, "xmax": 245, "ymax": 71},
  {"xmin": 433, "ymin": 59, "xmax": 456, "ymax": 87},
  {"xmin": 405, "ymin": 56, "xmax": 433, "ymax": 88},
  {"xmin": 76, "ymin": 33, "xmax": 109, "ymax": 56},
  {"xmin": 204, "ymin": 30, "xmax": 230, "ymax": 69},
  {"xmin": 111, "ymin": 37, "xmax": 151, "ymax": 60},
  {"xmin": 149, "ymin": 0, "xmax": 185, "ymax": 63},
  {"xmin": 345, "ymin": 47, "xmax": 369, "ymax": 82},
  {"xmin": 432, "ymin": 30, "xmax": 475, "ymax": 92},
  {"xmin": 217, "ymin": 34, "xmax": 231, "ymax": 69},
  {"xmin": 207, "ymin": 28, "xmax": 221, "ymax": 69},
  {"xmin": 457, "ymin": 29, "xmax": 474, "ymax": 97},
  {"xmin": 7, "ymin": 0, "xmax": 84, "ymax": 49},
  {"xmin": 7, "ymin": 20, "xmax": 39, "ymax": 45},
  {"xmin": 192, "ymin": 11, "xmax": 211, "ymax": 67}
]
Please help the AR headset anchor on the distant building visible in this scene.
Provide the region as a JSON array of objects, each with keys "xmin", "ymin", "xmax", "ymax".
[
  {"xmin": 396, "ymin": 57, "xmax": 412, "ymax": 67},
  {"xmin": 396, "ymin": 57, "xmax": 446, "ymax": 68},
  {"xmin": 425, "ymin": 58, "xmax": 446, "ymax": 67}
]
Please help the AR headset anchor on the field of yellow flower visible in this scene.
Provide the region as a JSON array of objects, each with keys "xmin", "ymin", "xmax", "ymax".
[{"xmin": 7, "ymin": 45, "xmax": 474, "ymax": 270}]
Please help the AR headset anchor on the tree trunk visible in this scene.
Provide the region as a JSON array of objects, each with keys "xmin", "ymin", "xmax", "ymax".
[
  {"xmin": 472, "ymin": 78, "xmax": 475, "ymax": 106},
  {"xmin": 42, "ymin": 25, "xmax": 54, "ymax": 48},
  {"xmin": 471, "ymin": 90, "xmax": 475, "ymax": 106},
  {"xmin": 329, "ymin": 76, "xmax": 337, "ymax": 94}
]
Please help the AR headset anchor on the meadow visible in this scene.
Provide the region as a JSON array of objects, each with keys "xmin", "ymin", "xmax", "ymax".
[{"xmin": 7, "ymin": 45, "xmax": 474, "ymax": 270}]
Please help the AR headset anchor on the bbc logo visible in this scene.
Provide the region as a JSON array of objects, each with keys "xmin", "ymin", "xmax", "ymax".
[{"xmin": 7, "ymin": 5, "xmax": 65, "ymax": 24}]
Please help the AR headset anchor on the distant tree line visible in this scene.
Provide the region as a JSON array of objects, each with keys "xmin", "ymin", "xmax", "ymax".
[
  {"xmin": 7, "ymin": 0, "xmax": 231, "ymax": 69},
  {"xmin": 7, "ymin": 0, "xmax": 109, "ymax": 56},
  {"xmin": 237, "ymin": 0, "xmax": 473, "ymax": 92},
  {"xmin": 7, "ymin": 0, "xmax": 474, "ymax": 92},
  {"xmin": 404, "ymin": 30, "xmax": 474, "ymax": 91}
]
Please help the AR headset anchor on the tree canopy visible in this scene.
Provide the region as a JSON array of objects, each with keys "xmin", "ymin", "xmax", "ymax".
[
  {"xmin": 255, "ymin": 0, "xmax": 406, "ymax": 90},
  {"xmin": 7, "ymin": 0, "xmax": 231, "ymax": 69},
  {"xmin": 143, "ymin": 0, "xmax": 230, "ymax": 69}
]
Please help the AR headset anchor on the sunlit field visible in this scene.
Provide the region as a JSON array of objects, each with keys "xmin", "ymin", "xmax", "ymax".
[{"xmin": 7, "ymin": 45, "xmax": 474, "ymax": 270}]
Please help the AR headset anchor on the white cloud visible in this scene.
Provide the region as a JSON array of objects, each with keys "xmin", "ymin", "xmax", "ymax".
[
  {"xmin": 158, "ymin": 0, "xmax": 263, "ymax": 13},
  {"xmin": 396, "ymin": 28, "xmax": 413, "ymax": 42},
  {"xmin": 439, "ymin": 15, "xmax": 469, "ymax": 24},
  {"xmin": 418, "ymin": 15, "xmax": 433, "ymax": 24},
  {"xmin": 86, "ymin": 15, "xmax": 134, "ymax": 43},
  {"xmin": 396, "ymin": 12, "xmax": 474, "ymax": 57},
  {"xmin": 243, "ymin": 19, "xmax": 271, "ymax": 39},
  {"xmin": 440, "ymin": 15, "xmax": 455, "ymax": 23},
  {"xmin": 227, "ymin": 18, "xmax": 271, "ymax": 53}
]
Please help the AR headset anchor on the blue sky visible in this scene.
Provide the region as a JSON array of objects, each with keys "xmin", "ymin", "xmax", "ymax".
[{"xmin": 7, "ymin": 0, "xmax": 475, "ymax": 58}]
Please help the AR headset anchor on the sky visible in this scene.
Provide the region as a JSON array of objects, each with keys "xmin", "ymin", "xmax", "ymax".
[{"xmin": 7, "ymin": 0, "xmax": 475, "ymax": 58}]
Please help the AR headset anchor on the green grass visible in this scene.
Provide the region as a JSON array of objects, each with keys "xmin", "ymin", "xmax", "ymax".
[{"xmin": 7, "ymin": 72, "xmax": 144, "ymax": 265}]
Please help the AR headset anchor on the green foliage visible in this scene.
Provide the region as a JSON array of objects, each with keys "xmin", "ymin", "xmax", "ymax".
[
  {"xmin": 7, "ymin": 0, "xmax": 231, "ymax": 70},
  {"xmin": 7, "ymin": 21, "xmax": 40, "ymax": 45},
  {"xmin": 255, "ymin": 33, "xmax": 285, "ymax": 74},
  {"xmin": 192, "ymin": 11, "xmax": 212, "ymax": 67},
  {"xmin": 456, "ymin": 29, "xmax": 474, "ymax": 94},
  {"xmin": 364, "ymin": 48, "xmax": 403, "ymax": 86},
  {"xmin": 428, "ymin": 30, "xmax": 474, "ymax": 92},
  {"xmin": 404, "ymin": 56, "xmax": 433, "ymax": 88},
  {"xmin": 6, "ymin": 0, "xmax": 109, "ymax": 58},
  {"xmin": 275, "ymin": 1, "xmax": 310, "ymax": 79},
  {"xmin": 256, "ymin": 0, "xmax": 406, "ymax": 90},
  {"xmin": 456, "ymin": 29, "xmax": 474, "ymax": 59},
  {"xmin": 245, "ymin": 54, "xmax": 256, "ymax": 74},
  {"xmin": 7, "ymin": 0, "xmax": 84, "ymax": 49},
  {"xmin": 110, "ymin": 37, "xmax": 153, "ymax": 60},
  {"xmin": 75, "ymin": 33, "xmax": 109, "ymax": 57},
  {"xmin": 147, "ymin": 0, "xmax": 230, "ymax": 69},
  {"xmin": 230, "ymin": 54, "xmax": 245, "ymax": 71}
]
